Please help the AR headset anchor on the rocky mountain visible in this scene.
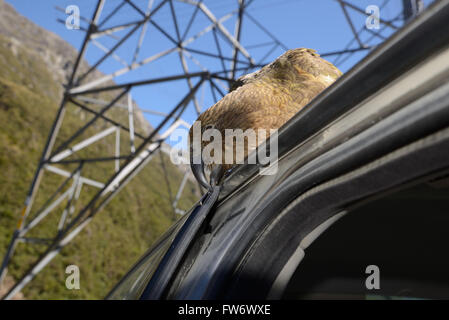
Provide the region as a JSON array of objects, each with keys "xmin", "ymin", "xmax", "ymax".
[
  {"xmin": 0, "ymin": 0, "xmax": 199, "ymax": 299},
  {"xmin": 0, "ymin": 0, "xmax": 151, "ymax": 134}
]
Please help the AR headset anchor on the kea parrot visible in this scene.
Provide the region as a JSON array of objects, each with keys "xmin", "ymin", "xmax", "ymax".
[{"xmin": 189, "ymin": 48, "xmax": 342, "ymax": 189}]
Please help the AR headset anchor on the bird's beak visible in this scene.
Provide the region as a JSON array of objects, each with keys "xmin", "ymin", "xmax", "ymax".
[
  {"xmin": 191, "ymin": 145, "xmax": 210, "ymax": 190},
  {"xmin": 191, "ymin": 162, "xmax": 209, "ymax": 190},
  {"xmin": 190, "ymin": 124, "xmax": 223, "ymax": 190}
]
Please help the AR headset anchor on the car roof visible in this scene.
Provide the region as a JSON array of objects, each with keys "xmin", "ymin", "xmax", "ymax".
[{"xmin": 219, "ymin": 0, "xmax": 449, "ymax": 202}]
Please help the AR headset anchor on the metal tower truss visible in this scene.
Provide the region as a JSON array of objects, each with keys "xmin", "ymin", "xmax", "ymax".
[
  {"xmin": 0, "ymin": 0, "xmax": 424, "ymax": 299},
  {"xmin": 328, "ymin": 0, "xmax": 424, "ymax": 67}
]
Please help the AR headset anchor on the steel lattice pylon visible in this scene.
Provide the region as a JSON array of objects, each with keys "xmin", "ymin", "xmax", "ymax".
[{"xmin": 0, "ymin": 0, "xmax": 424, "ymax": 299}]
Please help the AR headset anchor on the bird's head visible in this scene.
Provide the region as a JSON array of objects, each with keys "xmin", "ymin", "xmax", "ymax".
[
  {"xmin": 269, "ymin": 48, "xmax": 342, "ymax": 85},
  {"xmin": 230, "ymin": 48, "xmax": 342, "ymax": 88}
]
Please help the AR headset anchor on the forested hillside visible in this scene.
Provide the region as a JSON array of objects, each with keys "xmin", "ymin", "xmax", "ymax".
[{"xmin": 0, "ymin": 1, "xmax": 199, "ymax": 299}]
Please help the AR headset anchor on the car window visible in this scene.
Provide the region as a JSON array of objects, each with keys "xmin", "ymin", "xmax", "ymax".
[{"xmin": 283, "ymin": 178, "xmax": 449, "ymax": 300}]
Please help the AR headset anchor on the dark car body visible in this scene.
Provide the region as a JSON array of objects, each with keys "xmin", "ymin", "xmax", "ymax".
[{"xmin": 107, "ymin": 0, "xmax": 449, "ymax": 300}]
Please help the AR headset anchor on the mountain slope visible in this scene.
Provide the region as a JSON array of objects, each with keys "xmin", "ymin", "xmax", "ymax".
[{"xmin": 0, "ymin": 1, "xmax": 199, "ymax": 299}]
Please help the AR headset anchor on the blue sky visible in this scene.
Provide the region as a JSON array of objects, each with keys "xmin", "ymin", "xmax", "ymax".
[{"xmin": 5, "ymin": 0, "xmax": 432, "ymax": 144}]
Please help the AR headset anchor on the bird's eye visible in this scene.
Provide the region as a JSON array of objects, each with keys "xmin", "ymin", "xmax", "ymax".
[{"xmin": 203, "ymin": 124, "xmax": 214, "ymax": 131}]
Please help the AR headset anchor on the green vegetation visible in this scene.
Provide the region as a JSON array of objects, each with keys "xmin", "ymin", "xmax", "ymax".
[{"xmin": 0, "ymin": 35, "xmax": 199, "ymax": 299}]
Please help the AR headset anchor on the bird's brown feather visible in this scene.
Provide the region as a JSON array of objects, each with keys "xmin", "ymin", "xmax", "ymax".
[{"xmin": 190, "ymin": 48, "xmax": 342, "ymax": 176}]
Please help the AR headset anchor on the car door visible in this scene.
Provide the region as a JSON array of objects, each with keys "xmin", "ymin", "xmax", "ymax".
[{"xmin": 159, "ymin": 1, "xmax": 449, "ymax": 300}]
